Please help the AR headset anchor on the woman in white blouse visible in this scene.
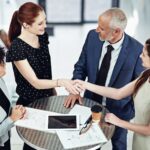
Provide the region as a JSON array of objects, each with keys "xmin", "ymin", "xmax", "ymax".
[{"xmin": 0, "ymin": 47, "xmax": 26, "ymax": 150}]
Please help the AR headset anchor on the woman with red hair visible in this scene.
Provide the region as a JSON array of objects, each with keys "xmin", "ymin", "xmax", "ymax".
[
  {"xmin": 7, "ymin": 2, "xmax": 81, "ymax": 150},
  {"xmin": 7, "ymin": 2, "xmax": 80, "ymax": 106}
]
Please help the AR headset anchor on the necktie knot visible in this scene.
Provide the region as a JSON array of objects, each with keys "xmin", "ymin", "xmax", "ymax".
[{"xmin": 107, "ymin": 45, "xmax": 114, "ymax": 53}]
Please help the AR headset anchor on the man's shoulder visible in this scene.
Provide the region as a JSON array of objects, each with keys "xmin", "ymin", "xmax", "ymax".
[
  {"xmin": 124, "ymin": 33, "xmax": 143, "ymax": 46},
  {"xmin": 88, "ymin": 29, "xmax": 97, "ymax": 35},
  {"xmin": 124, "ymin": 33, "xmax": 143, "ymax": 50},
  {"xmin": 86, "ymin": 29, "xmax": 100, "ymax": 41}
]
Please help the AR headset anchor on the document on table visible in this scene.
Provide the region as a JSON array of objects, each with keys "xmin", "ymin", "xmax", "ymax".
[
  {"xmin": 57, "ymin": 104, "xmax": 108, "ymax": 149},
  {"xmin": 15, "ymin": 107, "xmax": 58, "ymax": 133},
  {"xmin": 69, "ymin": 104, "xmax": 91, "ymax": 125},
  {"xmin": 57, "ymin": 123, "xmax": 107, "ymax": 149}
]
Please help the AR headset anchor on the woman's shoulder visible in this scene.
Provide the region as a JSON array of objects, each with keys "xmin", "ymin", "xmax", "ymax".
[
  {"xmin": 6, "ymin": 38, "xmax": 27, "ymax": 62},
  {"xmin": 8, "ymin": 38, "xmax": 24, "ymax": 52}
]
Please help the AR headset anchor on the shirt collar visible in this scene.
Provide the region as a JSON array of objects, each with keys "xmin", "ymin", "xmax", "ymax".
[{"xmin": 103, "ymin": 33, "xmax": 125, "ymax": 50}]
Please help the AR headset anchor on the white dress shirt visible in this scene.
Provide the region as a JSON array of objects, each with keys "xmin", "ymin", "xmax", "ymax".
[{"xmin": 98, "ymin": 34, "xmax": 125, "ymax": 105}]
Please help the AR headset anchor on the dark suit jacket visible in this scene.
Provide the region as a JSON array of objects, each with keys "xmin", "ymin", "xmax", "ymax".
[{"xmin": 73, "ymin": 29, "xmax": 144, "ymax": 120}]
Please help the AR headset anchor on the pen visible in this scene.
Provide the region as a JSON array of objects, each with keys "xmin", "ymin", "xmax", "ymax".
[
  {"xmin": 84, "ymin": 115, "xmax": 92, "ymax": 124},
  {"xmin": 79, "ymin": 123, "xmax": 88, "ymax": 135},
  {"xmin": 79, "ymin": 115, "xmax": 92, "ymax": 135}
]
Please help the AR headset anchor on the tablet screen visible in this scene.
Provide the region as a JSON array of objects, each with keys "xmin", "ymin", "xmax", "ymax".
[{"xmin": 47, "ymin": 114, "xmax": 79, "ymax": 130}]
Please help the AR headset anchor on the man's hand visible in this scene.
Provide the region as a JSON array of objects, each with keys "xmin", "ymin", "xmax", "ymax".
[{"xmin": 64, "ymin": 94, "xmax": 83, "ymax": 108}]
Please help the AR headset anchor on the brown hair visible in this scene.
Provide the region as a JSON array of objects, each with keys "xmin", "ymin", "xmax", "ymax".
[
  {"xmin": 134, "ymin": 39, "xmax": 150, "ymax": 95},
  {"xmin": 0, "ymin": 29, "xmax": 10, "ymax": 48},
  {"xmin": 8, "ymin": 2, "xmax": 43, "ymax": 43}
]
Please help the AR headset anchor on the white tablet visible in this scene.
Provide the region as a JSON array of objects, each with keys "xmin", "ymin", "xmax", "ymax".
[{"xmin": 46, "ymin": 114, "xmax": 79, "ymax": 130}]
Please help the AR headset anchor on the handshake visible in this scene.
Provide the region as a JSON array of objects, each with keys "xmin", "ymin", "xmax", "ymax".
[
  {"xmin": 61, "ymin": 79, "xmax": 90, "ymax": 108},
  {"xmin": 60, "ymin": 79, "xmax": 86, "ymax": 95}
]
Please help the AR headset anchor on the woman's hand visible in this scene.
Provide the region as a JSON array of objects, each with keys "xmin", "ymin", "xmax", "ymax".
[
  {"xmin": 105, "ymin": 113, "xmax": 122, "ymax": 126},
  {"xmin": 58, "ymin": 79, "xmax": 84, "ymax": 95},
  {"xmin": 10, "ymin": 105, "xmax": 26, "ymax": 121},
  {"xmin": 74, "ymin": 79, "xmax": 86, "ymax": 90}
]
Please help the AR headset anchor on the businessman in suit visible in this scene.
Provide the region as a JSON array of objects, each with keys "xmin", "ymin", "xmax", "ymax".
[{"xmin": 64, "ymin": 8, "xmax": 144, "ymax": 150}]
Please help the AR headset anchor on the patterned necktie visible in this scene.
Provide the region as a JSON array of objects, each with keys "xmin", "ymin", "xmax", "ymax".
[{"xmin": 92, "ymin": 45, "xmax": 114, "ymax": 103}]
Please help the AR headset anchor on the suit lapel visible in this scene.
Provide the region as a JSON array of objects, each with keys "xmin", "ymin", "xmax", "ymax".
[
  {"xmin": 109, "ymin": 34, "xmax": 129, "ymax": 86},
  {"xmin": 93, "ymin": 41, "xmax": 104, "ymax": 81}
]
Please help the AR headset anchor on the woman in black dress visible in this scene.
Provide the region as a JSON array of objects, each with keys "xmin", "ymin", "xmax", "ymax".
[
  {"xmin": 7, "ymin": 2, "xmax": 81, "ymax": 150},
  {"xmin": 7, "ymin": 2, "xmax": 80, "ymax": 106}
]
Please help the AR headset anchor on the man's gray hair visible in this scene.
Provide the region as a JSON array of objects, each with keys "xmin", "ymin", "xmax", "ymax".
[{"xmin": 102, "ymin": 8, "xmax": 127, "ymax": 31}]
